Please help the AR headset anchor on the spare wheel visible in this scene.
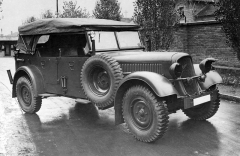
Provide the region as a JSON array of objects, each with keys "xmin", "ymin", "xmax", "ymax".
[{"xmin": 81, "ymin": 54, "xmax": 123, "ymax": 109}]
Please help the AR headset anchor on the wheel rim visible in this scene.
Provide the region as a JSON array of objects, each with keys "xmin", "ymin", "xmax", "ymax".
[
  {"xmin": 89, "ymin": 66, "xmax": 110, "ymax": 96},
  {"xmin": 21, "ymin": 85, "xmax": 32, "ymax": 107},
  {"xmin": 130, "ymin": 98, "xmax": 153, "ymax": 130}
]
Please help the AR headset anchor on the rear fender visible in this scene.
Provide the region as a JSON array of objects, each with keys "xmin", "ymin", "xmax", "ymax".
[
  {"xmin": 194, "ymin": 64, "xmax": 223, "ymax": 90},
  {"xmin": 12, "ymin": 65, "xmax": 45, "ymax": 98},
  {"xmin": 114, "ymin": 71, "xmax": 178, "ymax": 125}
]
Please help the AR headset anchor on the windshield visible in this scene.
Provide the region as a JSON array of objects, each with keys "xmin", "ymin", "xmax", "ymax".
[
  {"xmin": 116, "ymin": 31, "xmax": 142, "ymax": 49},
  {"xmin": 88, "ymin": 31, "xmax": 142, "ymax": 51},
  {"xmin": 91, "ymin": 31, "xmax": 118, "ymax": 50}
]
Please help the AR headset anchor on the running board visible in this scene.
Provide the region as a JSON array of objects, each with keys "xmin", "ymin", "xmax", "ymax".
[
  {"xmin": 39, "ymin": 94, "xmax": 57, "ymax": 98},
  {"xmin": 75, "ymin": 99, "xmax": 91, "ymax": 104}
]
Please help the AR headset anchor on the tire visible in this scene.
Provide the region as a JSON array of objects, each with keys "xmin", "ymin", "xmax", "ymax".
[
  {"xmin": 81, "ymin": 54, "xmax": 123, "ymax": 109},
  {"xmin": 122, "ymin": 85, "xmax": 169, "ymax": 143},
  {"xmin": 182, "ymin": 86, "xmax": 220, "ymax": 120},
  {"xmin": 16, "ymin": 77, "xmax": 42, "ymax": 113}
]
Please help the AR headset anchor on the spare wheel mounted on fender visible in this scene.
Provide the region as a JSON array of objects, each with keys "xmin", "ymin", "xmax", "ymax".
[{"xmin": 81, "ymin": 54, "xmax": 123, "ymax": 109}]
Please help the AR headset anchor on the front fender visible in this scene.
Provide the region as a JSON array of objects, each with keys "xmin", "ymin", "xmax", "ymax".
[
  {"xmin": 114, "ymin": 71, "xmax": 178, "ymax": 125},
  {"xmin": 12, "ymin": 65, "xmax": 45, "ymax": 97},
  {"xmin": 194, "ymin": 64, "xmax": 223, "ymax": 89},
  {"xmin": 119, "ymin": 71, "xmax": 178, "ymax": 97}
]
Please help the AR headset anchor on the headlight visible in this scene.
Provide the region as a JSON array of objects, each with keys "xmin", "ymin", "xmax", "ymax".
[
  {"xmin": 169, "ymin": 63, "xmax": 183, "ymax": 79},
  {"xmin": 199, "ymin": 58, "xmax": 216, "ymax": 74}
]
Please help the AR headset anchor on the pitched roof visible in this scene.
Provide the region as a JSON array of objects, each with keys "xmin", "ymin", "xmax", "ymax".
[{"xmin": 18, "ymin": 18, "xmax": 140, "ymax": 35}]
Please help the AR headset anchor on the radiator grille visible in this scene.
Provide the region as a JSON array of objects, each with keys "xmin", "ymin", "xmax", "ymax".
[
  {"xmin": 178, "ymin": 57, "xmax": 199, "ymax": 95},
  {"xmin": 121, "ymin": 63, "xmax": 162, "ymax": 74}
]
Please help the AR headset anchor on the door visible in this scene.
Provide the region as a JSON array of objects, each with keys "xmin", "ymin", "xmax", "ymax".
[
  {"xmin": 55, "ymin": 33, "xmax": 89, "ymax": 98},
  {"xmin": 58, "ymin": 57, "xmax": 88, "ymax": 98},
  {"xmin": 37, "ymin": 33, "xmax": 89, "ymax": 97},
  {"xmin": 39, "ymin": 57, "xmax": 60, "ymax": 93},
  {"xmin": 36, "ymin": 35, "xmax": 61, "ymax": 94}
]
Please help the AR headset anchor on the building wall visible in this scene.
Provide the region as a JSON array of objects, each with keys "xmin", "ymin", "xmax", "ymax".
[
  {"xmin": 0, "ymin": 50, "xmax": 4, "ymax": 57},
  {"xmin": 171, "ymin": 21, "xmax": 240, "ymax": 68},
  {"xmin": 176, "ymin": 0, "xmax": 216, "ymax": 23},
  {"xmin": 0, "ymin": 41, "xmax": 17, "ymax": 57}
]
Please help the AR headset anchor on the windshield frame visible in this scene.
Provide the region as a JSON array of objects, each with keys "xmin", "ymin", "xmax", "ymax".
[{"xmin": 87, "ymin": 30, "xmax": 144, "ymax": 52}]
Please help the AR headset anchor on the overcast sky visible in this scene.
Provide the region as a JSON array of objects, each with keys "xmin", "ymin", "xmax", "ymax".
[{"xmin": 0, "ymin": 0, "xmax": 135, "ymax": 35}]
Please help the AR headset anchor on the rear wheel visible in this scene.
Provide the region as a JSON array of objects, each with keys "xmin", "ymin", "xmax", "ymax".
[
  {"xmin": 122, "ymin": 85, "xmax": 169, "ymax": 143},
  {"xmin": 182, "ymin": 85, "xmax": 220, "ymax": 120},
  {"xmin": 16, "ymin": 77, "xmax": 42, "ymax": 113}
]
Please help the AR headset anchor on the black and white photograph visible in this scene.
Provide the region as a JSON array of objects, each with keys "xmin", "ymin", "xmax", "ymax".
[{"xmin": 0, "ymin": 0, "xmax": 240, "ymax": 155}]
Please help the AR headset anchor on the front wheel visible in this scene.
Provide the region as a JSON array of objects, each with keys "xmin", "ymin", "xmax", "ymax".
[
  {"xmin": 122, "ymin": 85, "xmax": 169, "ymax": 143},
  {"xmin": 16, "ymin": 77, "xmax": 42, "ymax": 113},
  {"xmin": 182, "ymin": 86, "xmax": 220, "ymax": 120}
]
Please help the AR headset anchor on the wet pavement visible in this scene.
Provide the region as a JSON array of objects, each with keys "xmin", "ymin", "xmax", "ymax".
[{"xmin": 0, "ymin": 57, "xmax": 240, "ymax": 156}]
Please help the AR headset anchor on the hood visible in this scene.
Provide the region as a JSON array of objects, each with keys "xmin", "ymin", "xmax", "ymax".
[
  {"xmin": 101, "ymin": 51, "xmax": 190, "ymax": 63},
  {"xmin": 100, "ymin": 51, "xmax": 193, "ymax": 79}
]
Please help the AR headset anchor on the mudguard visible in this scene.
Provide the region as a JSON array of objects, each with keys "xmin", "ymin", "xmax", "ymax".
[
  {"xmin": 114, "ymin": 71, "xmax": 178, "ymax": 125},
  {"xmin": 12, "ymin": 65, "xmax": 45, "ymax": 98},
  {"xmin": 194, "ymin": 64, "xmax": 223, "ymax": 89}
]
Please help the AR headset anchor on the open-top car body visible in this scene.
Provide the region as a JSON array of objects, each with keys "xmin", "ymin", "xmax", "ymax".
[{"xmin": 8, "ymin": 18, "xmax": 222, "ymax": 143}]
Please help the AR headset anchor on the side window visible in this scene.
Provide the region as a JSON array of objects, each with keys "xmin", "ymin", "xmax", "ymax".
[
  {"xmin": 36, "ymin": 34, "xmax": 87, "ymax": 57},
  {"xmin": 36, "ymin": 35, "xmax": 57, "ymax": 57},
  {"xmin": 17, "ymin": 35, "xmax": 34, "ymax": 54},
  {"xmin": 56, "ymin": 34, "xmax": 87, "ymax": 57}
]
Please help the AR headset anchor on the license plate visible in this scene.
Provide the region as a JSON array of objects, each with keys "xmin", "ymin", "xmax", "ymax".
[{"xmin": 193, "ymin": 95, "xmax": 211, "ymax": 106}]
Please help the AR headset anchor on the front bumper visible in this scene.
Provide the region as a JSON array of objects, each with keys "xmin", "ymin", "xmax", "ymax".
[{"xmin": 182, "ymin": 89, "xmax": 218, "ymax": 109}]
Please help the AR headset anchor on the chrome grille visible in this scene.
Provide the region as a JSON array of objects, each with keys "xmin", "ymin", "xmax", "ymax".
[
  {"xmin": 178, "ymin": 57, "xmax": 199, "ymax": 95},
  {"xmin": 121, "ymin": 63, "xmax": 162, "ymax": 74}
]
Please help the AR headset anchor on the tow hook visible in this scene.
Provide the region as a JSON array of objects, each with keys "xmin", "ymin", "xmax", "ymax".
[{"xmin": 7, "ymin": 70, "xmax": 13, "ymax": 84}]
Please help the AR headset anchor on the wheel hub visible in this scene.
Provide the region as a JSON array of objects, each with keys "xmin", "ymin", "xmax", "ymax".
[
  {"xmin": 21, "ymin": 86, "xmax": 31, "ymax": 106},
  {"xmin": 97, "ymin": 71, "xmax": 109, "ymax": 90},
  {"xmin": 90, "ymin": 66, "xmax": 110, "ymax": 96},
  {"xmin": 131, "ymin": 99, "xmax": 152, "ymax": 130}
]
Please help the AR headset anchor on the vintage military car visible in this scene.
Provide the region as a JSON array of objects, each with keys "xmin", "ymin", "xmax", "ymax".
[{"xmin": 8, "ymin": 18, "xmax": 222, "ymax": 143}]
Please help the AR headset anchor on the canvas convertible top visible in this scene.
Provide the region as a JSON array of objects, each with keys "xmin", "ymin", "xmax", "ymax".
[{"xmin": 18, "ymin": 18, "xmax": 140, "ymax": 35}]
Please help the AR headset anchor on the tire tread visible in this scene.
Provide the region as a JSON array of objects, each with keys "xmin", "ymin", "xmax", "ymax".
[
  {"xmin": 81, "ymin": 54, "xmax": 123, "ymax": 109},
  {"xmin": 122, "ymin": 85, "xmax": 169, "ymax": 143},
  {"xmin": 16, "ymin": 77, "xmax": 42, "ymax": 113},
  {"xmin": 182, "ymin": 89, "xmax": 220, "ymax": 120}
]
